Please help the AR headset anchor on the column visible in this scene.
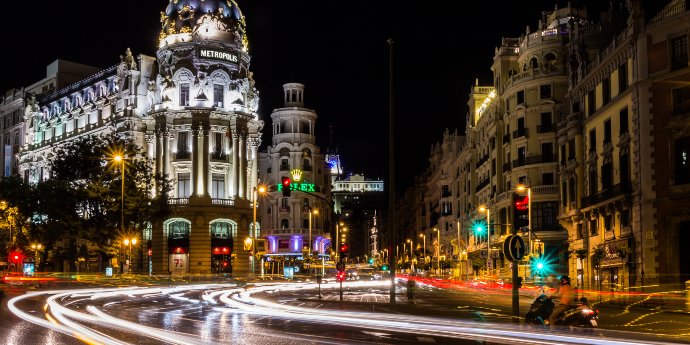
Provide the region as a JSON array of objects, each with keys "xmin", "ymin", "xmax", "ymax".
[
  {"xmin": 202, "ymin": 127, "xmax": 210, "ymax": 197},
  {"xmin": 239, "ymin": 133, "xmax": 247, "ymax": 199},
  {"xmin": 249, "ymin": 138, "xmax": 260, "ymax": 200},
  {"xmin": 231, "ymin": 132, "xmax": 239, "ymax": 198}
]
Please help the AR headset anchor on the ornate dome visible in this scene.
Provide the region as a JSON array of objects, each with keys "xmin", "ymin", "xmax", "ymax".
[{"xmin": 159, "ymin": 0, "xmax": 247, "ymax": 50}]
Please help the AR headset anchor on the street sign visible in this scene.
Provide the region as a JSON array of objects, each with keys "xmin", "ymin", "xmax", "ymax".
[
  {"xmin": 503, "ymin": 234, "xmax": 525, "ymax": 262},
  {"xmin": 336, "ymin": 261, "xmax": 345, "ymax": 271}
]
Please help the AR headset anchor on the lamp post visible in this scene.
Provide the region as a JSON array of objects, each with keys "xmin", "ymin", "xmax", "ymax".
[
  {"xmin": 479, "ymin": 205, "xmax": 491, "ymax": 277},
  {"xmin": 335, "ymin": 222, "xmax": 344, "ymax": 262},
  {"xmin": 308, "ymin": 208, "xmax": 319, "ymax": 259},
  {"xmin": 419, "ymin": 233, "xmax": 426, "ymax": 263},
  {"xmin": 434, "ymin": 228, "xmax": 440, "ymax": 276},
  {"xmin": 123, "ymin": 238, "xmax": 137, "ymax": 273},
  {"xmin": 31, "ymin": 243, "xmax": 42, "ymax": 269},
  {"xmin": 516, "ymin": 184, "xmax": 532, "ymax": 255},
  {"xmin": 252, "ymin": 184, "xmax": 266, "ymax": 277},
  {"xmin": 112, "ymin": 153, "xmax": 125, "ymax": 235}
]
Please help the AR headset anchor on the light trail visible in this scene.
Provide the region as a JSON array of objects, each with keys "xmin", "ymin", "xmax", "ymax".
[{"xmin": 7, "ymin": 281, "xmax": 684, "ymax": 345}]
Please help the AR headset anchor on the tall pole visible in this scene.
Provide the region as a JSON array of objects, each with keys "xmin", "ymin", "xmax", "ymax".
[
  {"xmin": 336, "ymin": 223, "xmax": 339, "ymax": 262},
  {"xmin": 457, "ymin": 220, "xmax": 461, "ymax": 278},
  {"xmin": 387, "ymin": 38, "xmax": 396, "ymax": 304},
  {"xmin": 436, "ymin": 229, "xmax": 440, "ymax": 276},
  {"xmin": 309, "ymin": 209, "xmax": 312, "ymax": 259},
  {"xmin": 527, "ymin": 187, "xmax": 532, "ymax": 256},
  {"xmin": 487, "ymin": 209, "xmax": 491, "ymax": 277},
  {"xmin": 252, "ymin": 187, "xmax": 257, "ymax": 277}
]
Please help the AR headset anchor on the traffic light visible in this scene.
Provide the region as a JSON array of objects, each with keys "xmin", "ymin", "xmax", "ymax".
[
  {"xmin": 339, "ymin": 243, "xmax": 348, "ymax": 261},
  {"xmin": 281, "ymin": 176, "xmax": 291, "ymax": 197},
  {"xmin": 381, "ymin": 264, "xmax": 389, "ymax": 271},
  {"xmin": 336, "ymin": 270, "xmax": 346, "ymax": 282},
  {"xmin": 513, "ymin": 192, "xmax": 529, "ymax": 231}
]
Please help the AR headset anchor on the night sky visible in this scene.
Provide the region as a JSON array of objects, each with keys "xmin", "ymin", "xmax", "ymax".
[{"xmin": 1, "ymin": 0, "xmax": 666, "ymax": 194}]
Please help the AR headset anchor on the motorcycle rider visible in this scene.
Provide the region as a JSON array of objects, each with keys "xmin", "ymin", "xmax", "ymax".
[{"xmin": 548, "ymin": 275, "xmax": 574, "ymax": 327}]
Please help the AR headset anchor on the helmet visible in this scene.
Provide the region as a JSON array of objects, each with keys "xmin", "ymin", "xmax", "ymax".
[{"xmin": 560, "ymin": 275, "xmax": 571, "ymax": 285}]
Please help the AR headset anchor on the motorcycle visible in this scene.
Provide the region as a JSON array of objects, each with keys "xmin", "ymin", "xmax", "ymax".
[{"xmin": 524, "ymin": 294, "xmax": 599, "ymax": 330}]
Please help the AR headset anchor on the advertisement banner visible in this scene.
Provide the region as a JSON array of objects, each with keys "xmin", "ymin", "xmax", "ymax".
[
  {"xmin": 4, "ymin": 145, "xmax": 12, "ymax": 177},
  {"xmin": 169, "ymin": 254, "xmax": 188, "ymax": 275}
]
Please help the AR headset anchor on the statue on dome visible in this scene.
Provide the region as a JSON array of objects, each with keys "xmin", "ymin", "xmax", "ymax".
[{"xmin": 124, "ymin": 48, "xmax": 137, "ymax": 70}]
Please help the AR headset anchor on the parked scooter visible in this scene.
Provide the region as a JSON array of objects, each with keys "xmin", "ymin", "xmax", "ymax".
[{"xmin": 525, "ymin": 294, "xmax": 599, "ymax": 329}]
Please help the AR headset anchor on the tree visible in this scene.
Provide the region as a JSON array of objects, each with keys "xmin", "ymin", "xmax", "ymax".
[{"xmin": 1, "ymin": 135, "xmax": 171, "ymax": 272}]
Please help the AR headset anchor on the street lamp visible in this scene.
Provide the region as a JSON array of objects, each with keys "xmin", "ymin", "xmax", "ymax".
[
  {"xmin": 419, "ymin": 233, "xmax": 426, "ymax": 263},
  {"xmin": 434, "ymin": 228, "xmax": 440, "ymax": 276},
  {"xmin": 112, "ymin": 153, "xmax": 125, "ymax": 235},
  {"xmin": 31, "ymin": 243, "xmax": 42, "ymax": 269},
  {"xmin": 308, "ymin": 208, "xmax": 319, "ymax": 258},
  {"xmin": 252, "ymin": 184, "xmax": 267, "ymax": 277},
  {"xmin": 123, "ymin": 237, "xmax": 137, "ymax": 273},
  {"xmin": 335, "ymin": 222, "xmax": 344, "ymax": 262},
  {"xmin": 516, "ymin": 184, "xmax": 532, "ymax": 255},
  {"xmin": 406, "ymin": 239, "xmax": 412, "ymax": 262},
  {"xmin": 478, "ymin": 205, "xmax": 491, "ymax": 277}
]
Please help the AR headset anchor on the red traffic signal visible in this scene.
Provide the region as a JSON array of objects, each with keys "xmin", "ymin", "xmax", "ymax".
[
  {"xmin": 514, "ymin": 194, "xmax": 529, "ymax": 211},
  {"xmin": 339, "ymin": 244, "xmax": 348, "ymax": 253},
  {"xmin": 10, "ymin": 252, "xmax": 22, "ymax": 262},
  {"xmin": 336, "ymin": 270, "xmax": 346, "ymax": 282},
  {"xmin": 281, "ymin": 176, "xmax": 292, "ymax": 197}
]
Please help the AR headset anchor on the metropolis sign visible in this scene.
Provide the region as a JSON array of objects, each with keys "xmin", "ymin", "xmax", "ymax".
[{"xmin": 198, "ymin": 49, "xmax": 239, "ymax": 64}]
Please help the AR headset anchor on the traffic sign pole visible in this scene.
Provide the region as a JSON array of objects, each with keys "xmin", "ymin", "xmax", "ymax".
[{"xmin": 503, "ymin": 232, "xmax": 524, "ymax": 322}]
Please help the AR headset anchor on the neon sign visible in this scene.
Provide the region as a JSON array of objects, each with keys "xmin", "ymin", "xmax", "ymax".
[{"xmin": 277, "ymin": 182, "xmax": 316, "ymax": 192}]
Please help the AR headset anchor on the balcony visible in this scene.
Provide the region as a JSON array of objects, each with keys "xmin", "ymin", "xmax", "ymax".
[
  {"xmin": 175, "ymin": 151, "xmax": 191, "ymax": 160},
  {"xmin": 279, "ymin": 206, "xmax": 290, "ymax": 213},
  {"xmin": 581, "ymin": 182, "xmax": 632, "ymax": 207},
  {"xmin": 537, "ymin": 124, "xmax": 554, "ymax": 133},
  {"xmin": 210, "ymin": 151, "xmax": 227, "ymax": 161},
  {"xmin": 280, "ymin": 164, "xmax": 290, "ymax": 171},
  {"xmin": 476, "ymin": 154, "xmax": 490, "ymax": 168},
  {"xmin": 512, "ymin": 128, "xmax": 527, "ymax": 139},
  {"xmin": 169, "ymin": 198, "xmax": 189, "ymax": 205},
  {"xmin": 512, "ymin": 155, "xmax": 556, "ymax": 168},
  {"xmin": 475, "ymin": 178, "xmax": 490, "ymax": 192},
  {"xmin": 211, "ymin": 198, "xmax": 234, "ymax": 206}
]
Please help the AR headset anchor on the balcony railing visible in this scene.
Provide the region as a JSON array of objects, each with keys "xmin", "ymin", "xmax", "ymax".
[
  {"xmin": 476, "ymin": 154, "xmax": 490, "ymax": 168},
  {"xmin": 512, "ymin": 155, "xmax": 555, "ymax": 168},
  {"xmin": 211, "ymin": 198, "xmax": 234, "ymax": 206},
  {"xmin": 581, "ymin": 182, "xmax": 632, "ymax": 207},
  {"xmin": 169, "ymin": 198, "xmax": 189, "ymax": 205},
  {"xmin": 266, "ymin": 228, "xmax": 328, "ymax": 236},
  {"xmin": 512, "ymin": 128, "xmax": 527, "ymax": 139},
  {"xmin": 279, "ymin": 206, "xmax": 290, "ymax": 213},
  {"xmin": 537, "ymin": 124, "xmax": 554, "ymax": 133},
  {"xmin": 476, "ymin": 178, "xmax": 490, "ymax": 192},
  {"xmin": 280, "ymin": 165, "xmax": 290, "ymax": 171}
]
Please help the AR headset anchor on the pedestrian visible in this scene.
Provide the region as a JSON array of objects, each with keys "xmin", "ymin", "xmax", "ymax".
[{"xmin": 406, "ymin": 278, "xmax": 416, "ymax": 303}]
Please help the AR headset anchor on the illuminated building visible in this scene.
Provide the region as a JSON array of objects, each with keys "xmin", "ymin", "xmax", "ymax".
[
  {"xmin": 257, "ymin": 83, "xmax": 332, "ymax": 263},
  {"xmin": 18, "ymin": 0, "xmax": 263, "ymax": 276}
]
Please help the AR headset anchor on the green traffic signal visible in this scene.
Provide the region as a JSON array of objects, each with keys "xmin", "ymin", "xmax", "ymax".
[{"xmin": 381, "ymin": 264, "xmax": 389, "ymax": 271}]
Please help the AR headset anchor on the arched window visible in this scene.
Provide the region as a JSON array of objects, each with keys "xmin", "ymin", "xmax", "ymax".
[
  {"xmin": 281, "ymin": 219, "xmax": 289, "ymax": 228},
  {"xmin": 544, "ymin": 52, "xmax": 557, "ymax": 63},
  {"xmin": 530, "ymin": 57, "xmax": 539, "ymax": 69},
  {"xmin": 143, "ymin": 222, "xmax": 152, "ymax": 241},
  {"xmin": 167, "ymin": 219, "xmax": 190, "ymax": 239},
  {"xmin": 210, "ymin": 221, "xmax": 237, "ymax": 239}
]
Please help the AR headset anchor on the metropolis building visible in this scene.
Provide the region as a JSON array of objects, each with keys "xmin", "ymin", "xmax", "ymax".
[{"xmin": 18, "ymin": 0, "xmax": 265, "ymax": 276}]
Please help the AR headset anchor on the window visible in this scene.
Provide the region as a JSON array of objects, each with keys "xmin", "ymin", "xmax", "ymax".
[
  {"xmin": 619, "ymin": 153, "xmax": 630, "ymax": 183},
  {"xmin": 178, "ymin": 132, "xmax": 189, "ymax": 154},
  {"xmin": 604, "ymin": 214, "xmax": 613, "ymax": 232},
  {"xmin": 618, "ymin": 62, "xmax": 628, "ymax": 92},
  {"xmin": 211, "ymin": 222, "xmax": 234, "ymax": 238},
  {"xmin": 302, "ymin": 219, "xmax": 309, "ymax": 228},
  {"xmin": 568, "ymin": 139, "xmax": 575, "ymax": 160},
  {"xmin": 278, "ymin": 239, "xmax": 289, "ymax": 249},
  {"xmin": 280, "ymin": 158, "xmax": 289, "ymax": 171},
  {"xmin": 280, "ymin": 219, "xmax": 289, "ymax": 229},
  {"xmin": 180, "ymin": 83, "xmax": 190, "ymax": 106},
  {"xmin": 602, "ymin": 162, "xmax": 613, "ymax": 190},
  {"xmin": 589, "ymin": 129, "xmax": 597, "ymax": 152},
  {"xmin": 602, "ymin": 77, "xmax": 610, "ymax": 104},
  {"xmin": 619, "ymin": 108, "xmax": 629, "ymax": 134},
  {"xmin": 674, "ymin": 136, "xmax": 690, "ymax": 184},
  {"xmin": 516, "ymin": 90, "xmax": 525, "ymax": 105},
  {"xmin": 542, "ymin": 142, "xmax": 554, "ymax": 162},
  {"xmin": 177, "ymin": 173, "xmax": 191, "ymax": 198},
  {"xmin": 539, "ymin": 112, "xmax": 552, "ymax": 132},
  {"xmin": 673, "ymin": 85, "xmax": 690, "ymax": 115},
  {"xmin": 621, "ymin": 209, "xmax": 630, "ymax": 228},
  {"xmin": 589, "ymin": 219, "xmax": 598, "ymax": 236},
  {"xmin": 560, "ymin": 144, "xmax": 566, "ymax": 164},
  {"xmin": 604, "ymin": 119, "xmax": 611, "ymax": 143},
  {"xmin": 214, "ymin": 84, "xmax": 224, "ymax": 107},
  {"xmin": 213, "ymin": 132, "xmax": 223, "ymax": 157},
  {"xmin": 169, "ymin": 221, "xmax": 190, "ymax": 239},
  {"xmin": 281, "ymin": 197, "xmax": 289, "ymax": 209},
  {"xmin": 211, "ymin": 173, "xmax": 225, "ymax": 199},
  {"xmin": 671, "ymin": 35, "xmax": 688, "ymax": 70},
  {"xmin": 576, "ymin": 223, "xmax": 584, "ymax": 239},
  {"xmin": 543, "ymin": 172, "xmax": 554, "ymax": 185},
  {"xmin": 562, "ymin": 180, "xmax": 568, "ymax": 206},
  {"xmin": 517, "ymin": 147, "xmax": 526, "ymax": 165},
  {"xmin": 533, "ymin": 201, "xmax": 559, "ymax": 231},
  {"xmin": 540, "ymin": 84, "xmax": 552, "ymax": 99},
  {"xmin": 568, "ymin": 177, "xmax": 576, "ymax": 203},
  {"xmin": 491, "ymin": 159, "xmax": 496, "ymax": 176}
]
